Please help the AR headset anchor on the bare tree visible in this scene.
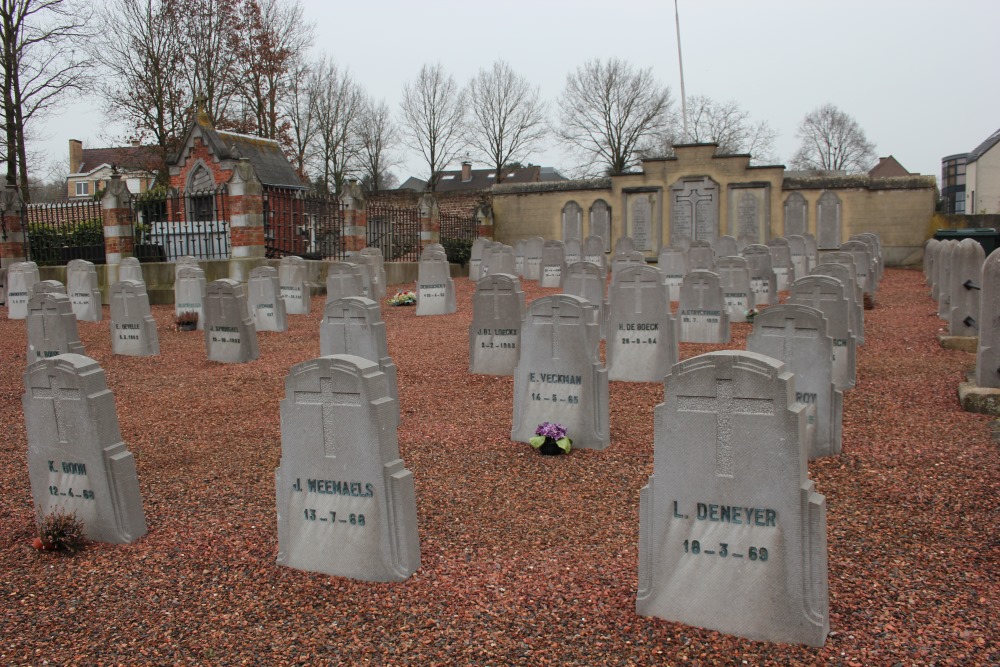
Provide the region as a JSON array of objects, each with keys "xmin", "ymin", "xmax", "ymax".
[
  {"xmin": 0, "ymin": 0, "xmax": 92, "ymax": 199},
  {"xmin": 399, "ymin": 63, "xmax": 466, "ymax": 191},
  {"xmin": 557, "ymin": 58, "xmax": 672, "ymax": 176},
  {"xmin": 280, "ymin": 53, "xmax": 316, "ymax": 179},
  {"xmin": 466, "ymin": 60, "xmax": 546, "ymax": 183},
  {"xmin": 308, "ymin": 55, "xmax": 363, "ymax": 195},
  {"xmin": 790, "ymin": 103, "xmax": 876, "ymax": 173},
  {"xmin": 178, "ymin": 0, "xmax": 240, "ymax": 127},
  {"xmin": 355, "ymin": 95, "xmax": 400, "ymax": 192},
  {"xmin": 649, "ymin": 95, "xmax": 778, "ymax": 164}
]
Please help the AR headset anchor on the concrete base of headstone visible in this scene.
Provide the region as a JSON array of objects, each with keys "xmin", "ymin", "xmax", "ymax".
[
  {"xmin": 958, "ymin": 382, "xmax": 1000, "ymax": 416},
  {"xmin": 937, "ymin": 335, "xmax": 977, "ymax": 353}
]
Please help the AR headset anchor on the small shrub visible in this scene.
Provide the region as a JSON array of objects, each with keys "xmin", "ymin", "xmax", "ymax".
[
  {"xmin": 35, "ymin": 510, "xmax": 86, "ymax": 553},
  {"xmin": 441, "ymin": 238, "xmax": 473, "ymax": 267}
]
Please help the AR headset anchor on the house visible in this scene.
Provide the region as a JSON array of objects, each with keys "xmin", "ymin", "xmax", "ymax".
[
  {"xmin": 398, "ymin": 161, "xmax": 566, "ymax": 192},
  {"xmin": 868, "ymin": 156, "xmax": 910, "ymax": 178},
  {"xmin": 66, "ymin": 140, "xmax": 161, "ymax": 199},
  {"xmin": 964, "ymin": 128, "xmax": 1000, "ymax": 215}
]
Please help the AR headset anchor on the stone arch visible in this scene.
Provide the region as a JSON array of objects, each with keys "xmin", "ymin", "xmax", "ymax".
[
  {"xmin": 589, "ymin": 199, "xmax": 611, "ymax": 252},
  {"xmin": 783, "ymin": 192, "xmax": 808, "ymax": 237},
  {"xmin": 562, "ymin": 201, "xmax": 582, "ymax": 244},
  {"xmin": 816, "ymin": 191, "xmax": 842, "ymax": 249},
  {"xmin": 185, "ymin": 161, "xmax": 216, "ymax": 221}
]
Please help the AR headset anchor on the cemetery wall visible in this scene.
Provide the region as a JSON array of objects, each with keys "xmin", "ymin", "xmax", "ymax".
[{"xmin": 491, "ymin": 180, "xmax": 613, "ymax": 241}]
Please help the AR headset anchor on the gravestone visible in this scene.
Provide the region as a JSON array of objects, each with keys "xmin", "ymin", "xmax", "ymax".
[
  {"xmin": 469, "ymin": 237, "xmax": 491, "ymax": 281},
  {"xmin": 279, "ymin": 255, "xmax": 312, "ymax": 315},
  {"xmin": 275, "ymin": 354, "xmax": 419, "ymax": 582},
  {"xmin": 24, "ymin": 353, "xmax": 147, "ymax": 544},
  {"xmin": 788, "ymin": 276, "xmax": 856, "ymax": 390},
  {"xmin": 582, "ymin": 235, "xmax": 608, "ymax": 277},
  {"xmin": 949, "ymin": 238, "xmax": 985, "ymax": 337},
  {"xmin": 630, "ymin": 193, "xmax": 655, "ymax": 252},
  {"xmin": 716, "ymin": 256, "xmax": 755, "ymax": 323},
  {"xmin": 523, "ymin": 236, "xmax": 544, "ymax": 281},
  {"xmin": 852, "ymin": 233, "xmax": 883, "ymax": 292},
  {"xmin": 6, "ymin": 261, "xmax": 40, "ymax": 319},
  {"xmin": 607, "ymin": 264, "xmax": 678, "ymax": 382},
  {"xmin": 802, "ymin": 233, "xmax": 819, "ymax": 267},
  {"xmin": 562, "ymin": 201, "xmax": 583, "ymax": 244},
  {"xmin": 671, "ymin": 177, "xmax": 719, "ymax": 248},
  {"xmin": 611, "ymin": 250, "xmax": 646, "ymax": 285},
  {"xmin": 247, "ymin": 266, "xmax": 288, "ymax": 333},
  {"xmin": 839, "ymin": 240, "xmax": 874, "ymax": 298},
  {"xmin": 786, "ymin": 235, "xmax": 810, "ymax": 280},
  {"xmin": 811, "ymin": 262, "xmax": 864, "ymax": 346},
  {"xmin": 359, "ymin": 247, "xmax": 387, "ymax": 299},
  {"xmin": 976, "ymin": 248, "xmax": 1000, "ymax": 388},
  {"xmin": 563, "ymin": 261, "xmax": 608, "ymax": 337},
  {"xmin": 203, "ymin": 279, "xmax": 259, "ymax": 364},
  {"xmin": 539, "ymin": 240, "xmax": 566, "ymax": 288},
  {"xmin": 469, "ymin": 274, "xmax": 525, "ymax": 376},
  {"xmin": 514, "ymin": 239, "xmax": 527, "ymax": 277},
  {"xmin": 589, "ymin": 201, "xmax": 611, "ymax": 252},
  {"xmin": 174, "ymin": 265, "xmax": 207, "ymax": 330},
  {"xmin": 484, "ymin": 244, "xmax": 517, "ymax": 277},
  {"xmin": 688, "ymin": 240, "xmax": 716, "ymax": 272},
  {"xmin": 678, "ymin": 270, "xmax": 730, "ymax": 344},
  {"xmin": 479, "ymin": 242, "xmax": 498, "ymax": 278},
  {"xmin": 511, "ymin": 295, "xmax": 609, "ymax": 450},
  {"xmin": 66, "ymin": 259, "xmax": 103, "ymax": 322},
  {"xmin": 352, "ymin": 256, "xmax": 376, "ymax": 299},
  {"xmin": 174, "ymin": 255, "xmax": 200, "ymax": 279},
  {"xmin": 564, "ymin": 238, "xmax": 582, "ymax": 265},
  {"xmin": 33, "ymin": 280, "xmax": 67, "ymax": 296},
  {"xmin": 26, "ymin": 292, "xmax": 86, "ymax": 363},
  {"xmin": 614, "ymin": 236, "xmax": 636, "ymax": 256},
  {"xmin": 767, "ymin": 238, "xmax": 795, "ymax": 291},
  {"xmin": 816, "ymin": 191, "xmax": 841, "ymax": 249},
  {"xmin": 741, "ymin": 244, "xmax": 777, "ymax": 306},
  {"xmin": 931, "ymin": 240, "xmax": 957, "ymax": 310},
  {"xmin": 416, "ymin": 252, "xmax": 456, "ymax": 316},
  {"xmin": 783, "ymin": 192, "xmax": 808, "ymax": 237},
  {"xmin": 118, "ymin": 256, "xmax": 144, "ymax": 283},
  {"xmin": 636, "ymin": 350, "xmax": 828, "ymax": 647},
  {"xmin": 109, "ymin": 280, "xmax": 159, "ymax": 356},
  {"xmin": 712, "ymin": 235, "xmax": 738, "ymax": 260},
  {"xmin": 924, "ymin": 238, "xmax": 940, "ymax": 289},
  {"xmin": 657, "ymin": 246, "xmax": 688, "ymax": 302},
  {"xmin": 320, "ymin": 297, "xmax": 399, "ymax": 414},
  {"xmin": 732, "ymin": 189, "xmax": 766, "ymax": 249},
  {"xmin": 325, "ymin": 261, "xmax": 366, "ymax": 304},
  {"xmin": 748, "ymin": 304, "xmax": 842, "ymax": 459}
]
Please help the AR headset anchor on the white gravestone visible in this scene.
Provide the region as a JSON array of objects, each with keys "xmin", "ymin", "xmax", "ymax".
[
  {"xmin": 851, "ymin": 233, "xmax": 883, "ymax": 293},
  {"xmin": 767, "ymin": 238, "xmax": 796, "ymax": 292},
  {"xmin": 26, "ymin": 292, "xmax": 86, "ymax": 363},
  {"xmin": 469, "ymin": 237, "xmax": 490, "ymax": 281},
  {"xmin": 279, "ymin": 255, "xmax": 312, "ymax": 315},
  {"xmin": 66, "ymin": 259, "xmax": 103, "ymax": 322},
  {"xmin": 0, "ymin": 266, "xmax": 5, "ymax": 305},
  {"xmin": 563, "ymin": 261, "xmax": 609, "ymax": 337},
  {"xmin": 810, "ymin": 262, "xmax": 864, "ymax": 347},
  {"xmin": 741, "ymin": 244, "xmax": 778, "ymax": 306},
  {"xmin": 353, "ymin": 255, "xmax": 377, "ymax": 299},
  {"xmin": 24, "ymin": 354, "xmax": 147, "ymax": 544},
  {"xmin": 359, "ymin": 247, "xmax": 387, "ymax": 299},
  {"xmin": 657, "ymin": 246, "xmax": 688, "ymax": 302},
  {"xmin": 923, "ymin": 238, "xmax": 940, "ymax": 288},
  {"xmin": 802, "ymin": 233, "xmax": 819, "ymax": 267},
  {"xmin": 976, "ymin": 248, "xmax": 1000, "ymax": 388},
  {"xmin": 678, "ymin": 270, "xmax": 730, "ymax": 344},
  {"xmin": 748, "ymin": 304, "xmax": 842, "ymax": 459},
  {"xmin": 415, "ymin": 253, "xmax": 456, "ymax": 316},
  {"xmin": 564, "ymin": 238, "xmax": 582, "ymax": 265},
  {"xmin": 788, "ymin": 276, "xmax": 856, "ymax": 390},
  {"xmin": 637, "ymin": 350, "xmax": 829, "ymax": 647},
  {"xmin": 688, "ymin": 240, "xmax": 716, "ymax": 272},
  {"xmin": 469, "ymin": 274, "xmax": 525, "ymax": 376},
  {"xmin": 109, "ymin": 280, "xmax": 159, "ymax": 356},
  {"xmin": 484, "ymin": 244, "xmax": 517, "ymax": 277},
  {"xmin": 932, "ymin": 240, "xmax": 958, "ymax": 314},
  {"xmin": 523, "ymin": 236, "xmax": 544, "ymax": 281},
  {"xmin": 614, "ymin": 236, "xmax": 636, "ymax": 255},
  {"xmin": 948, "ymin": 238, "xmax": 985, "ymax": 337},
  {"xmin": 607, "ymin": 265, "xmax": 679, "ymax": 383},
  {"xmin": 33, "ymin": 279, "xmax": 67, "ymax": 296},
  {"xmin": 174, "ymin": 255, "xmax": 200, "ymax": 279},
  {"xmin": 582, "ymin": 235, "xmax": 608, "ymax": 278},
  {"xmin": 203, "ymin": 279, "xmax": 260, "ymax": 364},
  {"xmin": 716, "ymin": 256, "xmax": 756, "ymax": 323},
  {"xmin": 511, "ymin": 295, "xmax": 609, "ymax": 450},
  {"xmin": 325, "ymin": 261, "xmax": 365, "ymax": 305},
  {"xmin": 712, "ymin": 235, "xmax": 738, "ymax": 260},
  {"xmin": 248, "ymin": 266, "xmax": 289, "ymax": 332},
  {"xmin": 118, "ymin": 256, "xmax": 144, "ymax": 283},
  {"xmin": 839, "ymin": 240, "xmax": 874, "ymax": 298},
  {"xmin": 174, "ymin": 265, "xmax": 207, "ymax": 330},
  {"xmin": 539, "ymin": 240, "xmax": 566, "ymax": 288},
  {"xmin": 786, "ymin": 235, "xmax": 811, "ymax": 279},
  {"xmin": 6, "ymin": 261, "xmax": 40, "ymax": 319},
  {"xmin": 275, "ymin": 354, "xmax": 420, "ymax": 581},
  {"xmin": 611, "ymin": 250, "xmax": 646, "ymax": 285}
]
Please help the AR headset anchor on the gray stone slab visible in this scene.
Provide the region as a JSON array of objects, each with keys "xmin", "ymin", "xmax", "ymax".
[
  {"xmin": 539, "ymin": 240, "xmax": 566, "ymax": 288},
  {"xmin": 66, "ymin": 259, "xmax": 103, "ymax": 322},
  {"xmin": 630, "ymin": 194, "xmax": 655, "ymax": 252},
  {"xmin": 514, "ymin": 239, "xmax": 527, "ymax": 277},
  {"xmin": 203, "ymin": 279, "xmax": 259, "ymax": 364},
  {"xmin": 976, "ymin": 248, "xmax": 1000, "ymax": 388},
  {"xmin": 637, "ymin": 350, "xmax": 828, "ymax": 647},
  {"xmin": 564, "ymin": 238, "xmax": 582, "ymax": 265},
  {"xmin": 416, "ymin": 255, "xmax": 456, "ymax": 316},
  {"xmin": 469, "ymin": 274, "xmax": 524, "ymax": 376},
  {"xmin": 783, "ymin": 192, "xmax": 808, "ymax": 237},
  {"xmin": 924, "ymin": 238, "xmax": 940, "ymax": 288},
  {"xmin": 562, "ymin": 201, "xmax": 583, "ymax": 244},
  {"xmin": 174, "ymin": 255, "xmax": 200, "ymax": 279},
  {"xmin": 563, "ymin": 261, "xmax": 608, "ymax": 338},
  {"xmin": 788, "ymin": 276, "xmax": 856, "ymax": 390},
  {"xmin": 582, "ymin": 235, "xmax": 608, "ymax": 277},
  {"xmin": 678, "ymin": 270, "xmax": 730, "ymax": 344},
  {"xmin": 657, "ymin": 246, "xmax": 688, "ymax": 302},
  {"xmin": 611, "ymin": 250, "xmax": 646, "ymax": 285},
  {"xmin": 484, "ymin": 244, "xmax": 517, "ymax": 277},
  {"xmin": 731, "ymin": 187, "xmax": 768, "ymax": 249},
  {"xmin": 469, "ymin": 237, "xmax": 491, "ymax": 280},
  {"xmin": 767, "ymin": 238, "xmax": 795, "ymax": 291},
  {"xmin": 838, "ymin": 240, "xmax": 874, "ymax": 296},
  {"xmin": 802, "ymin": 233, "xmax": 819, "ymax": 266},
  {"xmin": 248, "ymin": 266, "xmax": 288, "ymax": 332},
  {"xmin": 741, "ymin": 244, "xmax": 777, "ymax": 306},
  {"xmin": 110, "ymin": 280, "xmax": 159, "ymax": 356},
  {"xmin": 810, "ymin": 263, "xmax": 864, "ymax": 346},
  {"xmin": 851, "ymin": 233, "xmax": 883, "ymax": 292},
  {"xmin": 118, "ymin": 256, "xmax": 144, "ymax": 283},
  {"xmin": 607, "ymin": 265, "xmax": 678, "ymax": 382},
  {"xmin": 589, "ymin": 202, "xmax": 611, "ymax": 252},
  {"xmin": 932, "ymin": 240, "xmax": 958, "ymax": 310},
  {"xmin": 523, "ymin": 236, "xmax": 544, "ymax": 281},
  {"xmin": 786, "ymin": 235, "xmax": 810, "ymax": 280},
  {"xmin": 949, "ymin": 238, "xmax": 985, "ymax": 336},
  {"xmin": 614, "ymin": 236, "xmax": 635, "ymax": 255},
  {"xmin": 325, "ymin": 261, "xmax": 366, "ymax": 305},
  {"xmin": 6, "ymin": 261, "xmax": 40, "ymax": 319},
  {"xmin": 816, "ymin": 191, "xmax": 841, "ymax": 250},
  {"xmin": 712, "ymin": 235, "xmax": 738, "ymax": 259},
  {"xmin": 359, "ymin": 247, "xmax": 387, "ymax": 299},
  {"xmin": 174, "ymin": 266, "xmax": 207, "ymax": 330},
  {"xmin": 352, "ymin": 255, "xmax": 377, "ymax": 300},
  {"xmin": 511, "ymin": 294, "xmax": 609, "ymax": 450},
  {"xmin": 24, "ymin": 353, "xmax": 147, "ymax": 544},
  {"xmin": 26, "ymin": 292, "xmax": 85, "ymax": 363},
  {"xmin": 33, "ymin": 280, "xmax": 66, "ymax": 296},
  {"xmin": 671, "ymin": 177, "xmax": 720, "ymax": 248},
  {"xmin": 688, "ymin": 240, "xmax": 716, "ymax": 272},
  {"xmin": 275, "ymin": 354, "xmax": 419, "ymax": 581},
  {"xmin": 748, "ymin": 304, "xmax": 842, "ymax": 459},
  {"xmin": 716, "ymin": 256, "xmax": 755, "ymax": 323},
  {"xmin": 279, "ymin": 256, "xmax": 312, "ymax": 315}
]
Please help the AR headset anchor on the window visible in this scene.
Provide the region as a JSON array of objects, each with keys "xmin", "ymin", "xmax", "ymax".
[{"xmin": 75, "ymin": 181, "xmax": 89, "ymax": 196}]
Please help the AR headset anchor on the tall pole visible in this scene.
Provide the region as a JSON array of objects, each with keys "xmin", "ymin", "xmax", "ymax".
[{"xmin": 674, "ymin": 0, "xmax": 689, "ymax": 141}]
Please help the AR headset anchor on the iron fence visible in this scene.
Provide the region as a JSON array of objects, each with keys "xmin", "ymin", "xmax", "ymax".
[
  {"xmin": 440, "ymin": 210, "xmax": 479, "ymax": 243},
  {"xmin": 264, "ymin": 188, "xmax": 345, "ymax": 260},
  {"xmin": 24, "ymin": 200, "xmax": 104, "ymax": 266},
  {"xmin": 367, "ymin": 203, "xmax": 419, "ymax": 262},
  {"xmin": 131, "ymin": 186, "xmax": 230, "ymax": 261}
]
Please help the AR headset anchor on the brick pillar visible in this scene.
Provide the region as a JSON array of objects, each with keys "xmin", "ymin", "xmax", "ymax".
[
  {"xmin": 101, "ymin": 173, "xmax": 134, "ymax": 266},
  {"xmin": 418, "ymin": 192, "xmax": 440, "ymax": 250},
  {"xmin": 340, "ymin": 179, "xmax": 367, "ymax": 258},
  {"xmin": 475, "ymin": 202, "xmax": 494, "ymax": 241},
  {"xmin": 227, "ymin": 158, "xmax": 265, "ymax": 259},
  {"xmin": 0, "ymin": 184, "xmax": 25, "ymax": 270}
]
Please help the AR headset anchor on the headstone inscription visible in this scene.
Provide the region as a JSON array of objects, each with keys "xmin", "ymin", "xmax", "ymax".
[
  {"xmin": 630, "ymin": 193, "xmax": 654, "ymax": 252},
  {"xmin": 607, "ymin": 265, "xmax": 678, "ymax": 382},
  {"xmin": 469, "ymin": 237, "xmax": 491, "ymax": 281},
  {"xmin": 733, "ymin": 189, "xmax": 765, "ymax": 249},
  {"xmin": 109, "ymin": 280, "xmax": 159, "ymax": 356},
  {"xmin": 174, "ymin": 265, "xmax": 207, "ymax": 330},
  {"xmin": 747, "ymin": 304, "xmax": 842, "ymax": 459},
  {"xmin": 24, "ymin": 354, "xmax": 147, "ymax": 543},
  {"xmin": 118, "ymin": 256, "xmax": 144, "ymax": 283},
  {"xmin": 788, "ymin": 276, "xmax": 856, "ymax": 390},
  {"xmin": 976, "ymin": 248, "xmax": 1000, "ymax": 388},
  {"xmin": 469, "ymin": 274, "xmax": 524, "ymax": 376},
  {"xmin": 715, "ymin": 256, "xmax": 755, "ymax": 323},
  {"xmin": 657, "ymin": 246, "xmax": 688, "ymax": 302},
  {"xmin": 767, "ymin": 238, "xmax": 795, "ymax": 292},
  {"xmin": 247, "ymin": 266, "xmax": 288, "ymax": 332},
  {"xmin": 279, "ymin": 255, "xmax": 312, "ymax": 315},
  {"xmin": 688, "ymin": 240, "xmax": 716, "ymax": 272},
  {"xmin": 741, "ymin": 244, "xmax": 777, "ymax": 306},
  {"xmin": 325, "ymin": 261, "xmax": 365, "ymax": 305},
  {"xmin": 539, "ymin": 240, "xmax": 566, "ymax": 288},
  {"xmin": 485, "ymin": 244, "xmax": 517, "ymax": 277},
  {"xmin": 203, "ymin": 278, "xmax": 259, "ymax": 364},
  {"xmin": 275, "ymin": 354, "xmax": 420, "ymax": 581},
  {"xmin": 359, "ymin": 247, "xmax": 387, "ymax": 299},
  {"xmin": 563, "ymin": 261, "xmax": 608, "ymax": 337},
  {"xmin": 523, "ymin": 236, "xmax": 544, "ymax": 281},
  {"xmin": 810, "ymin": 263, "xmax": 864, "ymax": 347},
  {"xmin": 671, "ymin": 176, "xmax": 720, "ymax": 248},
  {"xmin": 582, "ymin": 235, "xmax": 608, "ymax": 277},
  {"xmin": 6, "ymin": 261, "xmax": 40, "ymax": 319},
  {"xmin": 511, "ymin": 295, "xmax": 609, "ymax": 450},
  {"xmin": 948, "ymin": 238, "xmax": 985, "ymax": 337},
  {"xmin": 711, "ymin": 235, "xmax": 738, "ymax": 260},
  {"xmin": 636, "ymin": 350, "xmax": 829, "ymax": 647},
  {"xmin": 415, "ymin": 251, "xmax": 456, "ymax": 316},
  {"xmin": 26, "ymin": 292, "xmax": 86, "ymax": 363},
  {"xmin": 678, "ymin": 270, "xmax": 730, "ymax": 344},
  {"xmin": 66, "ymin": 259, "xmax": 103, "ymax": 322},
  {"xmin": 564, "ymin": 238, "xmax": 582, "ymax": 265}
]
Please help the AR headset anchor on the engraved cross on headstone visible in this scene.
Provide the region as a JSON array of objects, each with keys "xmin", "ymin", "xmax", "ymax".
[
  {"xmin": 31, "ymin": 374, "xmax": 81, "ymax": 444},
  {"xmin": 761, "ymin": 317, "xmax": 819, "ymax": 361},
  {"xmin": 618, "ymin": 270, "xmax": 660, "ymax": 315},
  {"xmin": 532, "ymin": 302, "xmax": 580, "ymax": 360},
  {"xmin": 691, "ymin": 276, "xmax": 712, "ymax": 310},
  {"xmin": 294, "ymin": 377, "xmax": 362, "ymax": 457},
  {"xmin": 328, "ymin": 305, "xmax": 369, "ymax": 352},
  {"xmin": 478, "ymin": 279, "xmax": 514, "ymax": 320},
  {"xmin": 676, "ymin": 379, "xmax": 775, "ymax": 477},
  {"xmin": 797, "ymin": 284, "xmax": 841, "ymax": 314}
]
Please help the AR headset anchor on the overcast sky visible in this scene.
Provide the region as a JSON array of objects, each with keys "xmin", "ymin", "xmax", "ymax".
[{"xmin": 43, "ymin": 0, "xmax": 1000, "ymax": 184}]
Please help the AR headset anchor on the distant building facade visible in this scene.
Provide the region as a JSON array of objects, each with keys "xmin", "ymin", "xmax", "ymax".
[
  {"xmin": 941, "ymin": 154, "xmax": 968, "ymax": 215},
  {"xmin": 965, "ymin": 128, "xmax": 1000, "ymax": 215},
  {"xmin": 66, "ymin": 140, "xmax": 160, "ymax": 199},
  {"xmin": 399, "ymin": 161, "xmax": 565, "ymax": 192}
]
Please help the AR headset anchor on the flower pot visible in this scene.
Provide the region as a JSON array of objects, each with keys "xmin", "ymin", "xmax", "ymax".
[
  {"xmin": 177, "ymin": 322, "xmax": 197, "ymax": 332},
  {"xmin": 538, "ymin": 437, "xmax": 564, "ymax": 456}
]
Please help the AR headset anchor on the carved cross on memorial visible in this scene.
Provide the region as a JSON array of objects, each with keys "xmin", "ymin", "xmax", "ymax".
[
  {"xmin": 617, "ymin": 268, "xmax": 661, "ymax": 315},
  {"xmin": 532, "ymin": 301, "xmax": 582, "ymax": 360},
  {"xmin": 760, "ymin": 317, "xmax": 819, "ymax": 361},
  {"xmin": 477, "ymin": 278, "xmax": 516, "ymax": 320},
  {"xmin": 293, "ymin": 378, "xmax": 362, "ymax": 458},
  {"xmin": 31, "ymin": 374, "xmax": 81, "ymax": 444}
]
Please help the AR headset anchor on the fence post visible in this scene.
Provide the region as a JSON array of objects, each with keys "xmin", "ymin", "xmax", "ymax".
[
  {"xmin": 101, "ymin": 173, "xmax": 134, "ymax": 271},
  {"xmin": 227, "ymin": 158, "xmax": 265, "ymax": 280},
  {"xmin": 0, "ymin": 184, "xmax": 25, "ymax": 270},
  {"xmin": 475, "ymin": 202, "xmax": 493, "ymax": 240},
  {"xmin": 340, "ymin": 179, "xmax": 367, "ymax": 258},
  {"xmin": 418, "ymin": 192, "xmax": 440, "ymax": 250}
]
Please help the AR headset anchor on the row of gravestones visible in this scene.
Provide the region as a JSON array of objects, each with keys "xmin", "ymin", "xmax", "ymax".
[{"xmin": 924, "ymin": 237, "xmax": 1000, "ymax": 390}]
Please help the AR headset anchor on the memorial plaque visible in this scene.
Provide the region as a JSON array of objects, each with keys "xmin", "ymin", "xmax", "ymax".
[
  {"xmin": 816, "ymin": 191, "xmax": 841, "ymax": 249},
  {"xmin": 203, "ymin": 279, "xmax": 259, "ymax": 364},
  {"xmin": 26, "ymin": 292, "xmax": 86, "ymax": 362},
  {"xmin": 783, "ymin": 192, "xmax": 808, "ymax": 237},
  {"xmin": 736, "ymin": 191, "xmax": 761, "ymax": 247},
  {"xmin": 109, "ymin": 280, "xmax": 159, "ymax": 356},
  {"xmin": 607, "ymin": 265, "xmax": 678, "ymax": 382},
  {"xmin": 539, "ymin": 240, "xmax": 566, "ymax": 288},
  {"xmin": 678, "ymin": 270, "xmax": 729, "ymax": 344},
  {"xmin": 174, "ymin": 265, "xmax": 207, "ymax": 330},
  {"xmin": 279, "ymin": 256, "xmax": 312, "ymax": 315},
  {"xmin": 590, "ymin": 201, "xmax": 611, "ymax": 252},
  {"xmin": 66, "ymin": 259, "xmax": 103, "ymax": 322},
  {"xmin": 469, "ymin": 274, "xmax": 524, "ymax": 376},
  {"xmin": 248, "ymin": 266, "xmax": 288, "ymax": 332},
  {"xmin": 631, "ymin": 194, "xmax": 653, "ymax": 252},
  {"xmin": 562, "ymin": 201, "xmax": 583, "ymax": 244},
  {"xmin": 671, "ymin": 177, "xmax": 719, "ymax": 248}
]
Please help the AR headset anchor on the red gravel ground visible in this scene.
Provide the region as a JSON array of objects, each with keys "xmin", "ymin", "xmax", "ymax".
[{"xmin": 0, "ymin": 267, "xmax": 997, "ymax": 666}]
